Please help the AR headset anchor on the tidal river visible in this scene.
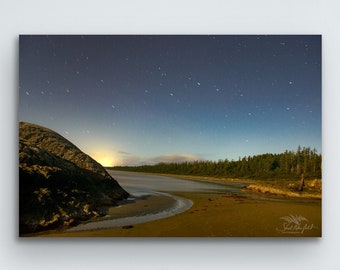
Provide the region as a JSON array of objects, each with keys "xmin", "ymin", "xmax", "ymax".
[{"xmin": 67, "ymin": 170, "xmax": 244, "ymax": 232}]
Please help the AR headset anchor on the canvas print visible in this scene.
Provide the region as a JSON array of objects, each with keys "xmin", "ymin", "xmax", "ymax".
[{"xmin": 19, "ymin": 35, "xmax": 321, "ymax": 237}]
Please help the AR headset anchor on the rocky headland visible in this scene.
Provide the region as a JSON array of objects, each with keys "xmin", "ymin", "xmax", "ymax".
[{"xmin": 19, "ymin": 122, "xmax": 129, "ymax": 234}]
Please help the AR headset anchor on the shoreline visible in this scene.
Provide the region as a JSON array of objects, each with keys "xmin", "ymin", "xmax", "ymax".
[
  {"xmin": 108, "ymin": 169, "xmax": 254, "ymax": 185},
  {"xmin": 28, "ymin": 172, "xmax": 321, "ymax": 237},
  {"xmin": 66, "ymin": 191, "xmax": 192, "ymax": 232},
  {"xmin": 109, "ymin": 170, "xmax": 322, "ymax": 199},
  {"xmin": 243, "ymin": 184, "xmax": 321, "ymax": 199},
  {"xmin": 36, "ymin": 190, "xmax": 321, "ymax": 237},
  {"xmin": 23, "ymin": 190, "xmax": 193, "ymax": 237}
]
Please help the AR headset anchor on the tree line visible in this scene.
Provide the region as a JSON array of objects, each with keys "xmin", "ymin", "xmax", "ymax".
[{"xmin": 111, "ymin": 146, "xmax": 322, "ymax": 180}]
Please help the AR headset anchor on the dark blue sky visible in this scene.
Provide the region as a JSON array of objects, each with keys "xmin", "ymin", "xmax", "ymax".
[{"xmin": 19, "ymin": 35, "xmax": 321, "ymax": 166}]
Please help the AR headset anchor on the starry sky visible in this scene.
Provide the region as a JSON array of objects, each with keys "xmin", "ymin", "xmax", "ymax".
[{"xmin": 19, "ymin": 35, "xmax": 321, "ymax": 166}]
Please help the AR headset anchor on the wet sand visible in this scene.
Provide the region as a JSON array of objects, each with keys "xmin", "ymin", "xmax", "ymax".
[
  {"xmin": 31, "ymin": 171, "xmax": 321, "ymax": 237},
  {"xmin": 38, "ymin": 191, "xmax": 321, "ymax": 237},
  {"xmin": 66, "ymin": 192, "xmax": 192, "ymax": 232}
]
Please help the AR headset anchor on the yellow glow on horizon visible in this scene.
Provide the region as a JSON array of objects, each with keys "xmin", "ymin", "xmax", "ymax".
[{"xmin": 92, "ymin": 152, "xmax": 116, "ymax": 167}]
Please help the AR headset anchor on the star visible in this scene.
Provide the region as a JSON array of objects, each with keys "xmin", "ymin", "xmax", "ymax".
[{"xmin": 19, "ymin": 35, "xmax": 321, "ymax": 167}]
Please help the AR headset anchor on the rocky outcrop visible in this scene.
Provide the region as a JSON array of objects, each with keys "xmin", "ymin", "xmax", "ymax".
[{"xmin": 19, "ymin": 122, "xmax": 129, "ymax": 234}]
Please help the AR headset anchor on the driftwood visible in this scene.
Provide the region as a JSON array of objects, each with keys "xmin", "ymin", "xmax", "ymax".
[{"xmin": 298, "ymin": 174, "xmax": 305, "ymax": 191}]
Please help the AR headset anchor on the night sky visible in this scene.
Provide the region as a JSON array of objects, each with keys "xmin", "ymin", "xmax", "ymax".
[{"xmin": 19, "ymin": 35, "xmax": 321, "ymax": 166}]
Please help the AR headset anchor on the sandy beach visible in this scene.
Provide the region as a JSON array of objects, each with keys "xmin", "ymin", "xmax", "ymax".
[
  {"xmin": 24, "ymin": 171, "xmax": 320, "ymax": 237},
  {"xmin": 35, "ymin": 191, "xmax": 321, "ymax": 237}
]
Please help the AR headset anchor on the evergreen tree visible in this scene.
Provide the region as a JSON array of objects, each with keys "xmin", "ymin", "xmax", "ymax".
[{"xmin": 111, "ymin": 146, "xmax": 322, "ymax": 180}]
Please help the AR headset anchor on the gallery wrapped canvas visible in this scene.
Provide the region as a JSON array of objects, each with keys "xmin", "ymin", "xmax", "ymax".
[{"xmin": 19, "ymin": 35, "xmax": 321, "ymax": 237}]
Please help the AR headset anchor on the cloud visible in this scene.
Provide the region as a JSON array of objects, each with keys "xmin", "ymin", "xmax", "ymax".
[
  {"xmin": 115, "ymin": 151, "xmax": 141, "ymax": 166},
  {"xmin": 148, "ymin": 153, "xmax": 204, "ymax": 165},
  {"xmin": 118, "ymin": 150, "xmax": 132, "ymax": 155},
  {"xmin": 120, "ymin": 156, "xmax": 142, "ymax": 166},
  {"xmin": 116, "ymin": 151, "xmax": 204, "ymax": 166}
]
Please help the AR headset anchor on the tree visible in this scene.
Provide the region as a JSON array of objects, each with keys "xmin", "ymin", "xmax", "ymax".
[{"xmin": 111, "ymin": 146, "xmax": 321, "ymax": 180}]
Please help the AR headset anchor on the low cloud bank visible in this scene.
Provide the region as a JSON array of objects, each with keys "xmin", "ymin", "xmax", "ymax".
[
  {"xmin": 148, "ymin": 153, "xmax": 204, "ymax": 165},
  {"xmin": 116, "ymin": 151, "xmax": 204, "ymax": 166}
]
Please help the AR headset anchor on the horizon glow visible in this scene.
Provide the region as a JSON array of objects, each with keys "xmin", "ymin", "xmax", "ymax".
[{"xmin": 19, "ymin": 35, "xmax": 321, "ymax": 166}]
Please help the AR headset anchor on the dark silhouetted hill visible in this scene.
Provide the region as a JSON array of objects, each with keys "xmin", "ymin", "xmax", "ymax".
[{"xmin": 19, "ymin": 122, "xmax": 129, "ymax": 234}]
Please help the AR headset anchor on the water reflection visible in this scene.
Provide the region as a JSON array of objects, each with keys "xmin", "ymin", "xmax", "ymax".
[
  {"xmin": 109, "ymin": 170, "xmax": 243, "ymax": 194},
  {"xmin": 67, "ymin": 171, "xmax": 245, "ymax": 232}
]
